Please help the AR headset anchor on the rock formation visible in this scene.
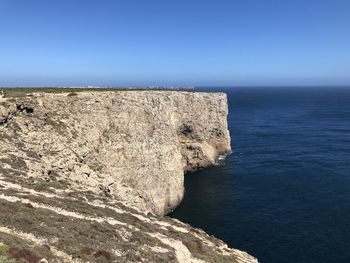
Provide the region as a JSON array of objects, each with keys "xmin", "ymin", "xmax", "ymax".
[{"xmin": 0, "ymin": 90, "xmax": 258, "ymax": 263}]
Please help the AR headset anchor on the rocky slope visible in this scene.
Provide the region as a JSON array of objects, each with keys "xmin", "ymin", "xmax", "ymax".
[{"xmin": 0, "ymin": 90, "xmax": 258, "ymax": 263}]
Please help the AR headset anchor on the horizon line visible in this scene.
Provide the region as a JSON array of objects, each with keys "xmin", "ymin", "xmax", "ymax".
[{"xmin": 1, "ymin": 85, "xmax": 350, "ymax": 89}]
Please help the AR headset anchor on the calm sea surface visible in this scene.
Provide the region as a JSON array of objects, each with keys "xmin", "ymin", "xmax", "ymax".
[{"xmin": 170, "ymin": 87, "xmax": 350, "ymax": 263}]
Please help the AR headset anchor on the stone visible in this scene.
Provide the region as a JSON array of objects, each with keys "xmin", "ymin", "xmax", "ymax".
[{"xmin": 0, "ymin": 90, "xmax": 258, "ymax": 263}]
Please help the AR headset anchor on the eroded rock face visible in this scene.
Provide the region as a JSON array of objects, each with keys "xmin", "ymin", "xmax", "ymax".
[
  {"xmin": 0, "ymin": 91, "xmax": 258, "ymax": 263},
  {"xmin": 0, "ymin": 91, "xmax": 231, "ymax": 215}
]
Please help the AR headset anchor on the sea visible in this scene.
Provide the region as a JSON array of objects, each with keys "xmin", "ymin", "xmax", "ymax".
[{"xmin": 170, "ymin": 87, "xmax": 350, "ymax": 263}]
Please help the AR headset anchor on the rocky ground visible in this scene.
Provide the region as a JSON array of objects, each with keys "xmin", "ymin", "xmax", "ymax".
[{"xmin": 0, "ymin": 90, "xmax": 258, "ymax": 263}]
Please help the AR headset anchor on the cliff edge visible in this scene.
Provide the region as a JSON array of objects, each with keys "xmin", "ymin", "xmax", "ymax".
[{"xmin": 0, "ymin": 90, "xmax": 258, "ymax": 263}]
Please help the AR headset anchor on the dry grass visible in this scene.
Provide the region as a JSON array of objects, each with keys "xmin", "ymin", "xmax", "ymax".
[{"xmin": 7, "ymin": 247, "xmax": 41, "ymax": 263}]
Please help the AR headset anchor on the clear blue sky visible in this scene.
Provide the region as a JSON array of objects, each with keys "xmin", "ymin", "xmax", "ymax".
[{"xmin": 0, "ymin": 0, "xmax": 349, "ymax": 87}]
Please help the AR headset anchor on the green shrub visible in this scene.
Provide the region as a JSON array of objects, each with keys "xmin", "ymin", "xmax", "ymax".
[
  {"xmin": 0, "ymin": 256, "xmax": 16, "ymax": 263},
  {"xmin": 0, "ymin": 245, "xmax": 15, "ymax": 263},
  {"xmin": 0, "ymin": 245, "xmax": 8, "ymax": 257}
]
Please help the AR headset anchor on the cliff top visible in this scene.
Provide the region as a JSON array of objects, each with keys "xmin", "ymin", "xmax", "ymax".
[{"xmin": 0, "ymin": 88, "xmax": 221, "ymax": 98}]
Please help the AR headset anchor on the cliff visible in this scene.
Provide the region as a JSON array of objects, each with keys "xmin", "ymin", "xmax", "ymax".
[{"xmin": 0, "ymin": 90, "xmax": 258, "ymax": 263}]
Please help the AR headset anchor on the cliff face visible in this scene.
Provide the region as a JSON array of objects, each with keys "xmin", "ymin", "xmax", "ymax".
[
  {"xmin": 0, "ymin": 91, "xmax": 257, "ymax": 263},
  {"xmin": 0, "ymin": 91, "xmax": 231, "ymax": 216}
]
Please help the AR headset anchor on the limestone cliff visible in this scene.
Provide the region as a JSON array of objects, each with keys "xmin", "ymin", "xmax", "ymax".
[{"xmin": 0, "ymin": 90, "xmax": 258, "ymax": 263}]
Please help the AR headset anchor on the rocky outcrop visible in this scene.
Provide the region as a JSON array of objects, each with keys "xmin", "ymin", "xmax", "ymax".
[
  {"xmin": 0, "ymin": 91, "xmax": 231, "ymax": 216},
  {"xmin": 0, "ymin": 90, "xmax": 257, "ymax": 263}
]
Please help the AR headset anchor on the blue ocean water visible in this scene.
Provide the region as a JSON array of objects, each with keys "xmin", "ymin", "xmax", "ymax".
[{"xmin": 170, "ymin": 87, "xmax": 350, "ymax": 263}]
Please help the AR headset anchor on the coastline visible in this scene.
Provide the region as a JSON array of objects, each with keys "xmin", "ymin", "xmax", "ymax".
[{"xmin": 0, "ymin": 89, "xmax": 258, "ymax": 263}]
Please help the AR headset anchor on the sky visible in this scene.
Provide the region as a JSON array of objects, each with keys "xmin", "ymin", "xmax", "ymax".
[{"xmin": 0, "ymin": 0, "xmax": 349, "ymax": 87}]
